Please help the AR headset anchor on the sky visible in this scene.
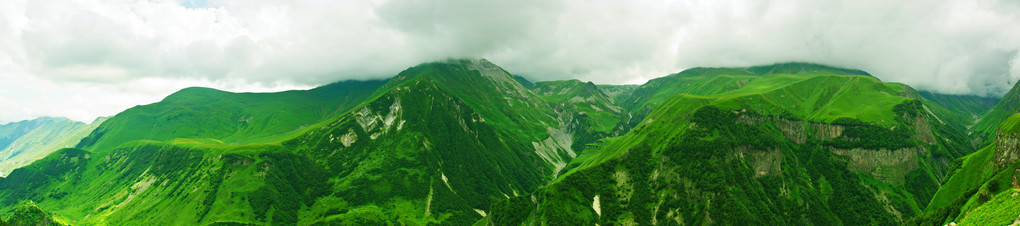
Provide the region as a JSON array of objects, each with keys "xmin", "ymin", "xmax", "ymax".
[{"xmin": 1, "ymin": 0, "xmax": 1019, "ymax": 124}]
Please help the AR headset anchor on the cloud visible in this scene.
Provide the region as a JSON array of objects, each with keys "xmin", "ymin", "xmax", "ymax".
[{"xmin": 0, "ymin": 0, "xmax": 1019, "ymax": 123}]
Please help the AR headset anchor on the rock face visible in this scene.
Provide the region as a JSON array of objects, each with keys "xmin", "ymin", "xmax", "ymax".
[
  {"xmin": 830, "ymin": 147, "xmax": 925, "ymax": 185},
  {"xmin": 994, "ymin": 128, "xmax": 1020, "ymax": 168}
]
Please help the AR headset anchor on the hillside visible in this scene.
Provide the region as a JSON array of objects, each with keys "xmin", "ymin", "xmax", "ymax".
[
  {"xmin": 486, "ymin": 65, "xmax": 973, "ymax": 225},
  {"xmin": 0, "ymin": 117, "xmax": 106, "ymax": 177},
  {"xmin": 970, "ymin": 80, "xmax": 1020, "ymax": 148},
  {"xmin": 912, "ymin": 113, "xmax": 1020, "ymax": 225},
  {"xmin": 75, "ymin": 80, "xmax": 387, "ymax": 153}
]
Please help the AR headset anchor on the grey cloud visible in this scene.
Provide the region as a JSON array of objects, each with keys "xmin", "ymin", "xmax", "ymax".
[{"xmin": 2, "ymin": 0, "xmax": 1020, "ymax": 123}]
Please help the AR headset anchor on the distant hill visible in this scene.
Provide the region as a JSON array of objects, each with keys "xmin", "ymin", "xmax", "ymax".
[
  {"xmin": 970, "ymin": 80, "xmax": 1020, "ymax": 148},
  {"xmin": 0, "ymin": 117, "xmax": 105, "ymax": 177}
]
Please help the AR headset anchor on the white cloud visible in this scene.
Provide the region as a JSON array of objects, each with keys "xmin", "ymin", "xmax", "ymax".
[{"xmin": 0, "ymin": 0, "xmax": 1019, "ymax": 123}]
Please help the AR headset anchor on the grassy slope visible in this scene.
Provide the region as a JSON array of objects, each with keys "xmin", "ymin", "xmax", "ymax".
[
  {"xmin": 970, "ymin": 81, "xmax": 1020, "ymax": 148},
  {"xmin": 487, "ymin": 64, "xmax": 971, "ymax": 225},
  {"xmin": 76, "ymin": 80, "xmax": 387, "ymax": 153},
  {"xmin": 0, "ymin": 117, "xmax": 107, "ymax": 177},
  {"xmin": 615, "ymin": 63, "xmax": 876, "ymax": 128},
  {"xmin": 914, "ymin": 113, "xmax": 1020, "ymax": 225}
]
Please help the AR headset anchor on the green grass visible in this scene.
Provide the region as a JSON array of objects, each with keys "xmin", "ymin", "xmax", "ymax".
[
  {"xmin": 77, "ymin": 80, "xmax": 387, "ymax": 153},
  {"xmin": 927, "ymin": 145, "xmax": 997, "ymax": 211},
  {"xmin": 957, "ymin": 190, "xmax": 1020, "ymax": 225}
]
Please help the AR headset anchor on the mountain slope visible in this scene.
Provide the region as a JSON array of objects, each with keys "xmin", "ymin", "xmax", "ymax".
[
  {"xmin": 970, "ymin": 80, "xmax": 1020, "ymax": 148},
  {"xmin": 918, "ymin": 91, "xmax": 998, "ymax": 125},
  {"xmin": 377, "ymin": 59, "xmax": 574, "ymax": 174},
  {"xmin": 0, "ymin": 117, "xmax": 106, "ymax": 177},
  {"xmin": 487, "ymin": 65, "xmax": 972, "ymax": 225},
  {"xmin": 76, "ymin": 80, "xmax": 386, "ymax": 153},
  {"xmin": 531, "ymin": 80, "xmax": 632, "ymax": 153},
  {"xmin": 912, "ymin": 113, "xmax": 1020, "ymax": 225}
]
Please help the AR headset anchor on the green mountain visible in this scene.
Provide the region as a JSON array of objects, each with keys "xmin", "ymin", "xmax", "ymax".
[
  {"xmin": 0, "ymin": 59, "xmax": 579, "ymax": 225},
  {"xmin": 1, "ymin": 59, "xmax": 1014, "ymax": 225},
  {"xmin": 0, "ymin": 117, "xmax": 106, "ymax": 177},
  {"xmin": 970, "ymin": 80, "xmax": 1020, "ymax": 149},
  {"xmin": 912, "ymin": 113, "xmax": 1020, "ymax": 225},
  {"xmin": 486, "ymin": 64, "xmax": 973, "ymax": 225},
  {"xmin": 615, "ymin": 63, "xmax": 872, "ymax": 128}
]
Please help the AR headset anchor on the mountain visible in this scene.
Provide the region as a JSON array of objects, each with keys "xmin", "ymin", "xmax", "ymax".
[
  {"xmin": 486, "ymin": 64, "xmax": 973, "ymax": 225},
  {"xmin": 0, "ymin": 59, "xmax": 575, "ymax": 225},
  {"xmin": 0, "ymin": 117, "xmax": 106, "ymax": 177},
  {"xmin": 0, "ymin": 59, "xmax": 1012, "ymax": 224},
  {"xmin": 970, "ymin": 80, "xmax": 1020, "ymax": 148},
  {"xmin": 912, "ymin": 113, "xmax": 1020, "ymax": 225}
]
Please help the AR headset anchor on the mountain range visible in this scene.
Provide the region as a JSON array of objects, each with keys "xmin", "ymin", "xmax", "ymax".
[{"xmin": 0, "ymin": 59, "xmax": 1018, "ymax": 225}]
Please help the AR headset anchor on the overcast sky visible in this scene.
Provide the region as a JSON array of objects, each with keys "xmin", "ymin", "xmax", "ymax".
[{"xmin": 1, "ymin": 0, "xmax": 1019, "ymax": 123}]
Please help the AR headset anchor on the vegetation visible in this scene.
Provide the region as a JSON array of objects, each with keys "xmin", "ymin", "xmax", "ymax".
[{"xmin": 6, "ymin": 201, "xmax": 65, "ymax": 226}]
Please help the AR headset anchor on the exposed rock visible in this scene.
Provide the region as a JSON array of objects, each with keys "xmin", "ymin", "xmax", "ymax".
[
  {"xmin": 812, "ymin": 123, "xmax": 845, "ymax": 140},
  {"xmin": 340, "ymin": 129, "xmax": 357, "ymax": 147},
  {"xmin": 830, "ymin": 147, "xmax": 925, "ymax": 185},
  {"xmin": 995, "ymin": 130, "xmax": 1020, "ymax": 168},
  {"xmin": 739, "ymin": 147, "xmax": 783, "ymax": 178}
]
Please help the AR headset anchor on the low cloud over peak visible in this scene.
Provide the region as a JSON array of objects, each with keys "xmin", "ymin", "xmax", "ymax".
[{"xmin": 1, "ymin": 0, "xmax": 1018, "ymax": 123}]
